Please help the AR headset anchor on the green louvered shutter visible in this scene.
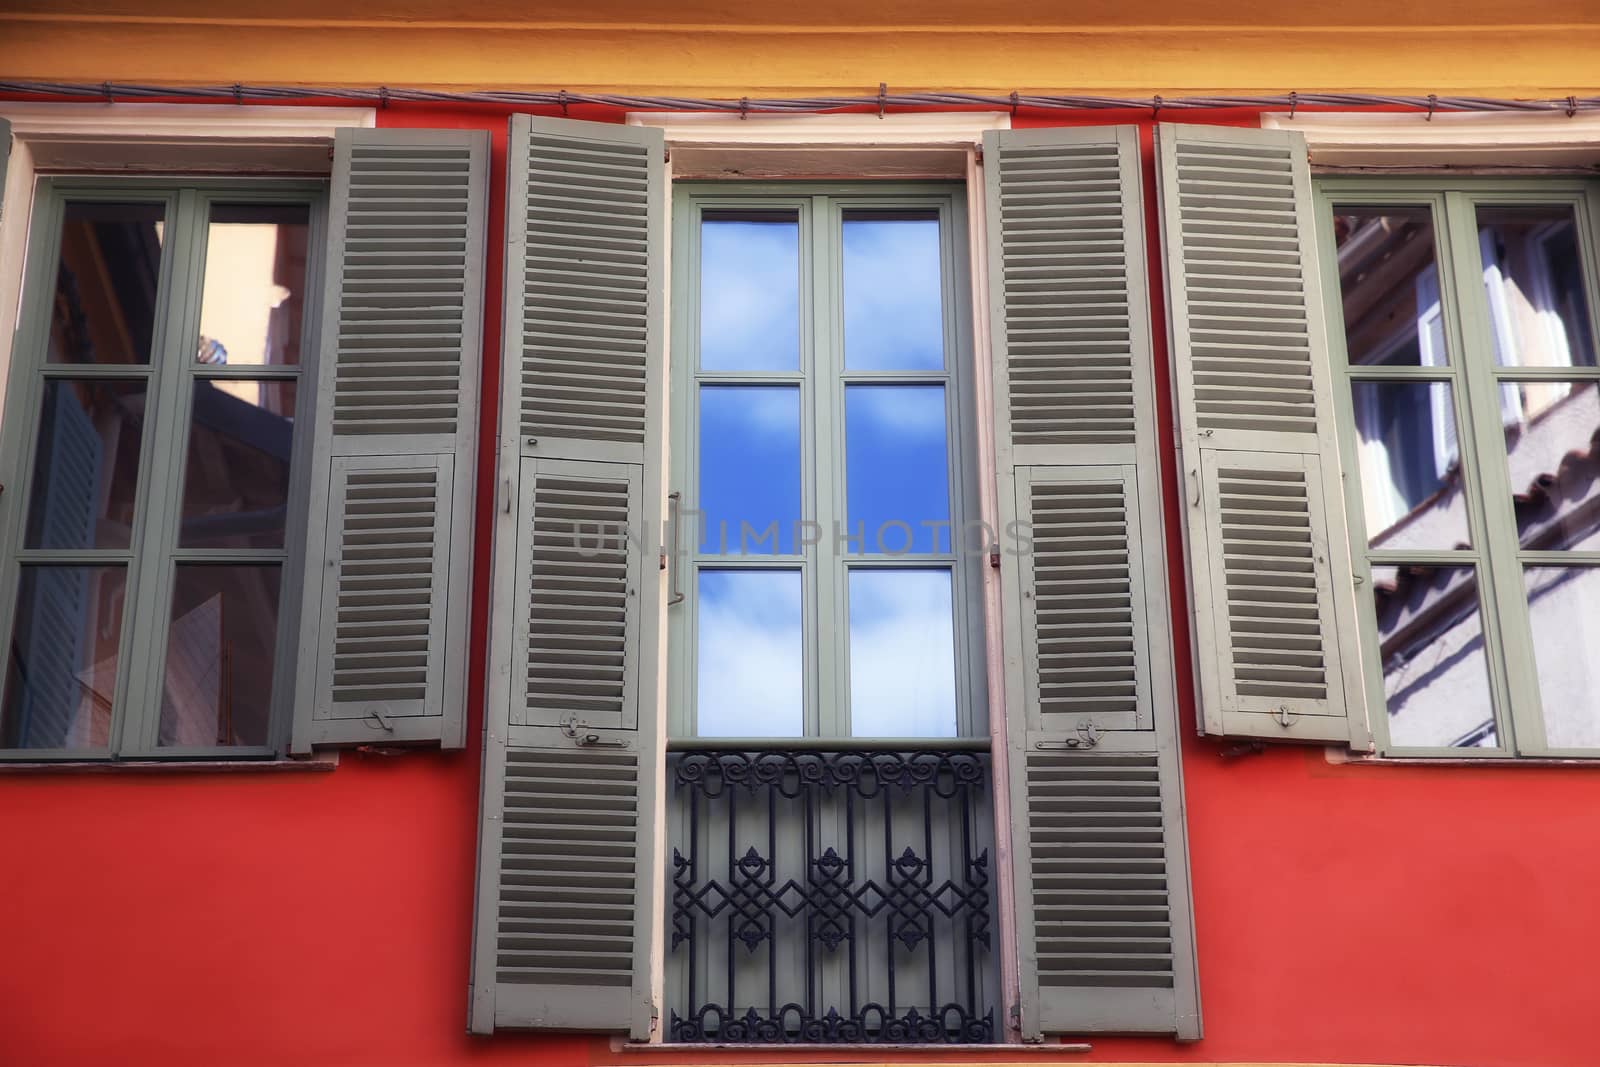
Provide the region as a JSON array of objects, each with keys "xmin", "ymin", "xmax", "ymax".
[
  {"xmin": 470, "ymin": 115, "xmax": 665, "ymax": 1038},
  {"xmin": 290, "ymin": 128, "xmax": 488, "ymax": 751},
  {"xmin": 985, "ymin": 126, "xmax": 1200, "ymax": 1040},
  {"xmin": 1155, "ymin": 124, "xmax": 1369, "ymax": 748}
]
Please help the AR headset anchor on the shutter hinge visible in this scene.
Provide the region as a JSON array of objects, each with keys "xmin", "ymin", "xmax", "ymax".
[
  {"xmin": 973, "ymin": 144, "xmax": 984, "ymax": 165},
  {"xmin": 988, "ymin": 547, "xmax": 1000, "ymax": 569},
  {"xmin": 664, "ymin": 144, "xmax": 671, "ymax": 164}
]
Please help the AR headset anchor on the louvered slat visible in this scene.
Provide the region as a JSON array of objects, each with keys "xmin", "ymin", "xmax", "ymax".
[
  {"xmin": 521, "ymin": 469, "xmax": 635, "ymax": 726},
  {"xmin": 1170, "ymin": 138, "xmax": 1317, "ymax": 439},
  {"xmin": 332, "ymin": 141, "xmax": 475, "ymax": 438},
  {"xmin": 519, "ymin": 133, "xmax": 651, "ymax": 447},
  {"xmin": 1215, "ymin": 465, "xmax": 1330, "ymax": 701},
  {"xmin": 994, "ymin": 139, "xmax": 1137, "ymax": 448},
  {"xmin": 1027, "ymin": 479, "xmax": 1141, "ymax": 723},
  {"xmin": 1027, "ymin": 752, "xmax": 1174, "ymax": 989},
  {"xmin": 496, "ymin": 748, "xmax": 639, "ymax": 988},
  {"xmin": 312, "ymin": 456, "xmax": 453, "ymax": 723}
]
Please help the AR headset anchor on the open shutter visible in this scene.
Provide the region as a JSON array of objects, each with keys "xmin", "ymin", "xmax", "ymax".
[
  {"xmin": 470, "ymin": 115, "xmax": 665, "ymax": 1038},
  {"xmin": 985, "ymin": 126, "xmax": 1200, "ymax": 1040},
  {"xmin": 291, "ymin": 128, "xmax": 488, "ymax": 751},
  {"xmin": 1155, "ymin": 124, "xmax": 1369, "ymax": 748}
]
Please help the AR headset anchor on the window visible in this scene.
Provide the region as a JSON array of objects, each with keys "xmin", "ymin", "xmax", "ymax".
[
  {"xmin": 661, "ymin": 184, "xmax": 996, "ymax": 1043},
  {"xmin": 1319, "ymin": 179, "xmax": 1600, "ymax": 756},
  {"xmin": 667, "ymin": 186, "xmax": 984, "ymax": 740},
  {"xmin": 0, "ymin": 180, "xmax": 323, "ymax": 757},
  {"xmin": 474, "ymin": 116, "xmax": 1199, "ymax": 1045}
]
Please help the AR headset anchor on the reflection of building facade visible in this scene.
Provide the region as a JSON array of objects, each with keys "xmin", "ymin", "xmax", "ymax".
[{"xmin": 2, "ymin": 5, "xmax": 1600, "ymax": 1067}]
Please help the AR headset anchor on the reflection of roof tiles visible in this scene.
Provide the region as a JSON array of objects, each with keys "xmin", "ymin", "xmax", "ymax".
[{"xmin": 1373, "ymin": 422, "xmax": 1600, "ymax": 610}]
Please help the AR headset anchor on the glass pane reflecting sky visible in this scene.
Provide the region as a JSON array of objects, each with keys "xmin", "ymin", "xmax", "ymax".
[
  {"xmin": 698, "ymin": 385, "xmax": 801, "ymax": 554},
  {"xmin": 697, "ymin": 569, "xmax": 804, "ymax": 737},
  {"xmin": 849, "ymin": 569, "xmax": 956, "ymax": 737},
  {"xmin": 845, "ymin": 385, "xmax": 950, "ymax": 553},
  {"xmin": 699, "ymin": 217, "xmax": 800, "ymax": 371},
  {"xmin": 843, "ymin": 216, "xmax": 944, "ymax": 371}
]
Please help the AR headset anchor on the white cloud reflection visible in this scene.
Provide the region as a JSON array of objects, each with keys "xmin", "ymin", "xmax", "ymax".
[
  {"xmin": 696, "ymin": 569, "xmax": 804, "ymax": 737},
  {"xmin": 699, "ymin": 220, "xmax": 800, "ymax": 372},
  {"xmin": 848, "ymin": 569, "xmax": 956, "ymax": 737}
]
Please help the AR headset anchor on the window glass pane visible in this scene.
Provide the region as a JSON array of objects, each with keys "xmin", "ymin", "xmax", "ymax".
[
  {"xmin": 848, "ymin": 568, "xmax": 956, "ymax": 737},
  {"xmin": 178, "ymin": 380, "xmax": 298, "ymax": 549},
  {"xmin": 1500, "ymin": 380, "xmax": 1600, "ymax": 550},
  {"xmin": 845, "ymin": 385, "xmax": 950, "ymax": 554},
  {"xmin": 197, "ymin": 204, "xmax": 311, "ymax": 367},
  {"xmin": 0, "ymin": 565, "xmax": 126, "ymax": 749},
  {"xmin": 696, "ymin": 569, "xmax": 802, "ymax": 737},
  {"xmin": 1475, "ymin": 204, "xmax": 1596, "ymax": 368},
  {"xmin": 24, "ymin": 378, "xmax": 146, "ymax": 550},
  {"xmin": 1371, "ymin": 563, "xmax": 1497, "ymax": 748},
  {"xmin": 1331, "ymin": 206, "xmax": 1448, "ymax": 367},
  {"xmin": 47, "ymin": 202, "xmax": 164, "ymax": 366},
  {"xmin": 1349, "ymin": 381, "xmax": 1470, "ymax": 549},
  {"xmin": 698, "ymin": 385, "xmax": 800, "ymax": 555},
  {"xmin": 158, "ymin": 564, "xmax": 281, "ymax": 748},
  {"xmin": 699, "ymin": 214, "xmax": 800, "ymax": 371},
  {"xmin": 1525, "ymin": 566, "xmax": 1600, "ymax": 748},
  {"xmin": 843, "ymin": 214, "xmax": 944, "ymax": 371}
]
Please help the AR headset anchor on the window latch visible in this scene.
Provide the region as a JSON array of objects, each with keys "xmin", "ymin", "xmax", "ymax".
[{"xmin": 561, "ymin": 714, "xmax": 630, "ymax": 748}]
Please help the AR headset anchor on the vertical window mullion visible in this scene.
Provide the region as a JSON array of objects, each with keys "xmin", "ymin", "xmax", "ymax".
[
  {"xmin": 810, "ymin": 195, "xmax": 843, "ymax": 738},
  {"xmin": 1440, "ymin": 189, "xmax": 1543, "ymax": 755},
  {"xmin": 116, "ymin": 187, "xmax": 207, "ymax": 756}
]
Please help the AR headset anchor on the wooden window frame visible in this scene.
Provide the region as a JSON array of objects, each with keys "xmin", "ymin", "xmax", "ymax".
[
  {"xmin": 0, "ymin": 176, "xmax": 328, "ymax": 761},
  {"xmin": 666, "ymin": 182, "xmax": 987, "ymax": 743},
  {"xmin": 1314, "ymin": 175, "xmax": 1600, "ymax": 759}
]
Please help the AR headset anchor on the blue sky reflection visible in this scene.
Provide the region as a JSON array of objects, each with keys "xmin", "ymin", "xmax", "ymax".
[
  {"xmin": 843, "ymin": 217, "xmax": 944, "ymax": 371},
  {"xmin": 845, "ymin": 385, "xmax": 950, "ymax": 553},
  {"xmin": 699, "ymin": 218, "xmax": 800, "ymax": 371},
  {"xmin": 698, "ymin": 385, "xmax": 801, "ymax": 554}
]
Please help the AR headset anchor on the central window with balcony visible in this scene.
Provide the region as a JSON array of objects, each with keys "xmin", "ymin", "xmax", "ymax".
[{"xmin": 664, "ymin": 185, "xmax": 996, "ymax": 1043}]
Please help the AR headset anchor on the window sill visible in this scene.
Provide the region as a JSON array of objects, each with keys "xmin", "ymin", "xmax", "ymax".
[
  {"xmin": 0, "ymin": 752, "xmax": 339, "ymax": 774},
  {"xmin": 614, "ymin": 1041, "xmax": 1092, "ymax": 1055},
  {"xmin": 1325, "ymin": 747, "xmax": 1600, "ymax": 767}
]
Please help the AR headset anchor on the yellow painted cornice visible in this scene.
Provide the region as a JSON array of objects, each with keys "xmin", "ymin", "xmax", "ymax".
[{"xmin": 1, "ymin": 3, "xmax": 1597, "ymax": 98}]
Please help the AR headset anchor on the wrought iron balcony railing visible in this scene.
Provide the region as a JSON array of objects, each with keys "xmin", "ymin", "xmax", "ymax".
[{"xmin": 667, "ymin": 748, "xmax": 996, "ymax": 1044}]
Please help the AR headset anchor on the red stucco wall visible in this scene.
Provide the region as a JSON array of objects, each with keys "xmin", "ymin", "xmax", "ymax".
[{"xmin": 1, "ymin": 102, "xmax": 1596, "ymax": 1067}]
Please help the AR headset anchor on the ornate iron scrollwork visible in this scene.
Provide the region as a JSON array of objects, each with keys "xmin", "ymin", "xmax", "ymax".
[{"xmin": 668, "ymin": 750, "xmax": 994, "ymax": 1044}]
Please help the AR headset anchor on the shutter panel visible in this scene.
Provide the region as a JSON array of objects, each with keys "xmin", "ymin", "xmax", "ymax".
[
  {"xmin": 985, "ymin": 127, "xmax": 1199, "ymax": 1041},
  {"xmin": 471, "ymin": 115, "xmax": 665, "ymax": 1039},
  {"xmin": 291, "ymin": 128, "xmax": 488, "ymax": 751},
  {"xmin": 1155, "ymin": 124, "xmax": 1369, "ymax": 748}
]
